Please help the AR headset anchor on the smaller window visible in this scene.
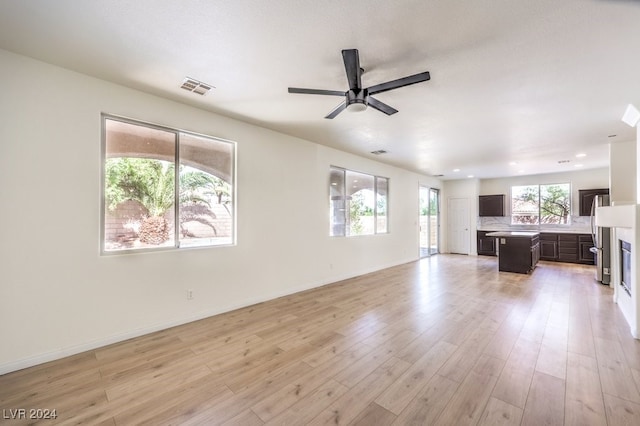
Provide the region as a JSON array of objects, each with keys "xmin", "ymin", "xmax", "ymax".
[
  {"xmin": 511, "ymin": 183, "xmax": 570, "ymax": 225},
  {"xmin": 329, "ymin": 166, "xmax": 389, "ymax": 236}
]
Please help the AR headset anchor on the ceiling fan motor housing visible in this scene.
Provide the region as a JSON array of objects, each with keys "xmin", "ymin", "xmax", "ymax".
[{"xmin": 347, "ymin": 89, "xmax": 368, "ymax": 111}]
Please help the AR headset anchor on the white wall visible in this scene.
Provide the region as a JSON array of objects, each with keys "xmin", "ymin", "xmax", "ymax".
[
  {"xmin": 0, "ymin": 49, "xmax": 441, "ymax": 373},
  {"xmin": 609, "ymin": 139, "xmax": 636, "ymax": 205}
]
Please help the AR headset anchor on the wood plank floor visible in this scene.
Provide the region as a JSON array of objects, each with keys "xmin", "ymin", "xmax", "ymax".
[{"xmin": 2, "ymin": 254, "xmax": 640, "ymax": 425}]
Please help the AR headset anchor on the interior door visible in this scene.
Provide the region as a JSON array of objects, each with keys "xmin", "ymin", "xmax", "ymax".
[{"xmin": 448, "ymin": 197, "xmax": 470, "ymax": 254}]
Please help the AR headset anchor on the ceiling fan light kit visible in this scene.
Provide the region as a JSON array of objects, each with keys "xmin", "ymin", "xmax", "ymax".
[{"xmin": 288, "ymin": 49, "xmax": 430, "ymax": 119}]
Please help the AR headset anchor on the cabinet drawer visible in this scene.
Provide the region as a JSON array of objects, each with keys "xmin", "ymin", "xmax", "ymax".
[
  {"xmin": 558, "ymin": 247, "xmax": 578, "ymax": 254},
  {"xmin": 558, "ymin": 234, "xmax": 578, "ymax": 242},
  {"xmin": 559, "ymin": 253, "xmax": 579, "ymax": 262},
  {"xmin": 540, "ymin": 233, "xmax": 558, "ymax": 241}
]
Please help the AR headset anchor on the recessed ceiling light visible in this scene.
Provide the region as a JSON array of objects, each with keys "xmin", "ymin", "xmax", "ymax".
[
  {"xmin": 518, "ymin": 170, "xmax": 525, "ymax": 174},
  {"xmin": 576, "ymin": 153, "xmax": 586, "ymax": 158},
  {"xmin": 509, "ymin": 162, "xmax": 517, "ymax": 166},
  {"xmin": 180, "ymin": 77, "xmax": 214, "ymax": 96},
  {"xmin": 453, "ymin": 168, "xmax": 460, "ymax": 172},
  {"xmin": 574, "ymin": 164, "xmax": 583, "ymax": 168},
  {"xmin": 467, "ymin": 174, "xmax": 474, "ymax": 178}
]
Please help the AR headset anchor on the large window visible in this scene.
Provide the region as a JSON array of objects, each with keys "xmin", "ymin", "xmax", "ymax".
[
  {"xmin": 101, "ymin": 115, "xmax": 235, "ymax": 253},
  {"xmin": 330, "ymin": 166, "xmax": 388, "ymax": 236},
  {"xmin": 511, "ymin": 183, "xmax": 570, "ymax": 225}
]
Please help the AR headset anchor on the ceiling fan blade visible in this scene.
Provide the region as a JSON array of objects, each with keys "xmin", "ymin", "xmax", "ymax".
[
  {"xmin": 367, "ymin": 71, "xmax": 430, "ymax": 95},
  {"xmin": 342, "ymin": 49, "xmax": 362, "ymax": 91},
  {"xmin": 325, "ymin": 101, "xmax": 347, "ymax": 119},
  {"xmin": 367, "ymin": 96, "xmax": 398, "ymax": 115},
  {"xmin": 288, "ymin": 87, "xmax": 345, "ymax": 96}
]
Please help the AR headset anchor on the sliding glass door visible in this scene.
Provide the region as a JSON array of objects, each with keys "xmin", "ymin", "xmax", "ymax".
[
  {"xmin": 429, "ymin": 188, "xmax": 440, "ymax": 255},
  {"xmin": 420, "ymin": 186, "xmax": 440, "ymax": 257}
]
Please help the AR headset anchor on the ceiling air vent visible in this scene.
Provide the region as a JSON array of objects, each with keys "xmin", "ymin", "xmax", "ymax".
[
  {"xmin": 370, "ymin": 150, "xmax": 388, "ymax": 155},
  {"xmin": 180, "ymin": 77, "xmax": 213, "ymax": 96}
]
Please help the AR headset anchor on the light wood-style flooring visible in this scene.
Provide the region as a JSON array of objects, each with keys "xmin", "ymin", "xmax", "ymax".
[{"xmin": 2, "ymin": 255, "xmax": 640, "ymax": 425}]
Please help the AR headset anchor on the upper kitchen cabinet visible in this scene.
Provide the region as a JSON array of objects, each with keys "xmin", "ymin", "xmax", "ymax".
[
  {"xmin": 578, "ymin": 188, "xmax": 609, "ymax": 216},
  {"xmin": 479, "ymin": 194, "xmax": 505, "ymax": 216}
]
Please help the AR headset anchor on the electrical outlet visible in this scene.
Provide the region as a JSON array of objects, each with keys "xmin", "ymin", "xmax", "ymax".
[{"xmin": 187, "ymin": 289, "xmax": 194, "ymax": 300}]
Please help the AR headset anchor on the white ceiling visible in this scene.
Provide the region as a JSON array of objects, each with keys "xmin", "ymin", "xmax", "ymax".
[{"xmin": 1, "ymin": 0, "xmax": 639, "ymax": 180}]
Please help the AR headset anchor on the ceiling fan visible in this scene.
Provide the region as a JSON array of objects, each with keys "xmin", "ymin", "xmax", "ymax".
[{"xmin": 288, "ymin": 49, "xmax": 430, "ymax": 119}]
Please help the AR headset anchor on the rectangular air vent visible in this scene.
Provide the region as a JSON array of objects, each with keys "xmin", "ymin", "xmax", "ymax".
[
  {"xmin": 370, "ymin": 150, "xmax": 388, "ymax": 155},
  {"xmin": 180, "ymin": 77, "xmax": 213, "ymax": 96}
]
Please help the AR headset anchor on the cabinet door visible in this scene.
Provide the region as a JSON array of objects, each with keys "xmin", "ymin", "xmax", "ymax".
[
  {"xmin": 477, "ymin": 232, "xmax": 497, "ymax": 256},
  {"xmin": 479, "ymin": 195, "xmax": 505, "ymax": 217},
  {"xmin": 578, "ymin": 189, "xmax": 609, "ymax": 216},
  {"xmin": 579, "ymin": 235, "xmax": 595, "ymax": 264},
  {"xmin": 539, "ymin": 233, "xmax": 558, "ymax": 261},
  {"xmin": 479, "ymin": 237, "xmax": 496, "ymax": 255},
  {"xmin": 532, "ymin": 242, "xmax": 540, "ymax": 267},
  {"xmin": 540, "ymin": 240, "xmax": 558, "ymax": 260}
]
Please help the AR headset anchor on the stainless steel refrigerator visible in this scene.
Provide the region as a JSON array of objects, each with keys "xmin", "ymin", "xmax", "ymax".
[{"xmin": 590, "ymin": 194, "xmax": 611, "ymax": 284}]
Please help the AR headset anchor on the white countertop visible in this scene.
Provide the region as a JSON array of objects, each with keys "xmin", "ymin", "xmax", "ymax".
[
  {"xmin": 478, "ymin": 229, "xmax": 590, "ymax": 234},
  {"xmin": 485, "ymin": 231, "xmax": 539, "ymax": 238}
]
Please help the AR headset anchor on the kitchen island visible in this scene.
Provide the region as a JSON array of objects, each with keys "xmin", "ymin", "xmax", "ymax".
[{"xmin": 486, "ymin": 231, "xmax": 540, "ymax": 274}]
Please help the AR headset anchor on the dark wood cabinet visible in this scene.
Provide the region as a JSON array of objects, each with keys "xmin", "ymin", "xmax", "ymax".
[
  {"xmin": 479, "ymin": 195, "xmax": 505, "ymax": 217},
  {"xmin": 477, "ymin": 231, "xmax": 497, "ymax": 256},
  {"xmin": 579, "ymin": 234, "xmax": 595, "ymax": 264},
  {"xmin": 481, "ymin": 231, "xmax": 594, "ymax": 265},
  {"xmin": 539, "ymin": 233, "xmax": 558, "ymax": 261},
  {"xmin": 496, "ymin": 234, "xmax": 539, "ymax": 274},
  {"xmin": 578, "ymin": 189, "xmax": 609, "ymax": 216},
  {"xmin": 558, "ymin": 234, "xmax": 579, "ymax": 263},
  {"xmin": 539, "ymin": 233, "xmax": 595, "ymax": 265}
]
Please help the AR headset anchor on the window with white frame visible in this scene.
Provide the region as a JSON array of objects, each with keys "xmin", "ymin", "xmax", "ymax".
[
  {"xmin": 101, "ymin": 115, "xmax": 235, "ymax": 253},
  {"xmin": 330, "ymin": 166, "xmax": 389, "ymax": 236},
  {"xmin": 511, "ymin": 183, "xmax": 571, "ymax": 225}
]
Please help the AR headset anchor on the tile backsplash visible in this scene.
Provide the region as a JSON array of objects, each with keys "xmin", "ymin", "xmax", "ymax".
[{"xmin": 478, "ymin": 216, "xmax": 591, "ymax": 234}]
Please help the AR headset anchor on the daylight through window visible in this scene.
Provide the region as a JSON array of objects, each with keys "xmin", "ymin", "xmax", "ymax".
[
  {"xmin": 102, "ymin": 116, "xmax": 235, "ymax": 253},
  {"xmin": 330, "ymin": 166, "xmax": 389, "ymax": 236},
  {"xmin": 511, "ymin": 183, "xmax": 570, "ymax": 225}
]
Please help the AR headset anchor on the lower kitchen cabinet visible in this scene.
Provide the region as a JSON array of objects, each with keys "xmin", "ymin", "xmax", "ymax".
[
  {"xmin": 477, "ymin": 231, "xmax": 497, "ymax": 256},
  {"xmin": 540, "ymin": 233, "xmax": 558, "ymax": 261},
  {"xmin": 558, "ymin": 234, "xmax": 579, "ymax": 263},
  {"xmin": 579, "ymin": 235, "xmax": 596, "ymax": 263},
  {"xmin": 480, "ymin": 231, "xmax": 594, "ymax": 265},
  {"xmin": 495, "ymin": 233, "xmax": 539, "ymax": 274}
]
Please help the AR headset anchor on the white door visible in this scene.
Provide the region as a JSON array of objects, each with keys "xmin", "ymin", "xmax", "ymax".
[{"xmin": 448, "ymin": 197, "xmax": 470, "ymax": 254}]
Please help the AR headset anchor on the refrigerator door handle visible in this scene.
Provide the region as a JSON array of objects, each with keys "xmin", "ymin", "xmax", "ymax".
[{"xmin": 590, "ymin": 198, "xmax": 599, "ymax": 249}]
